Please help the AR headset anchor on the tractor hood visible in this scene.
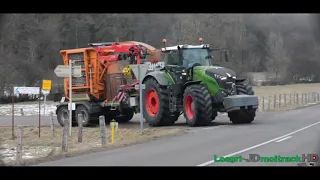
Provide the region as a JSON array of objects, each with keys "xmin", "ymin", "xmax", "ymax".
[{"xmin": 204, "ymin": 66, "xmax": 236, "ymax": 79}]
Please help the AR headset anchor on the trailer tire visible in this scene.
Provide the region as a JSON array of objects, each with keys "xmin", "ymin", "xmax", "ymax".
[
  {"xmin": 75, "ymin": 105, "xmax": 90, "ymax": 127},
  {"xmin": 183, "ymin": 84, "xmax": 212, "ymax": 127},
  {"xmin": 115, "ymin": 108, "xmax": 134, "ymax": 123},
  {"xmin": 143, "ymin": 78, "xmax": 176, "ymax": 126},
  {"xmin": 56, "ymin": 105, "xmax": 77, "ymax": 127}
]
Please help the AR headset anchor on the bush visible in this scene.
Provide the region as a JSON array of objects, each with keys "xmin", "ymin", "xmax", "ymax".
[{"xmin": 0, "ymin": 94, "xmax": 38, "ymax": 104}]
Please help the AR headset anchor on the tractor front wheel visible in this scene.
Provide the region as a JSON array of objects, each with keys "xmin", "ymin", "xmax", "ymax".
[
  {"xmin": 143, "ymin": 78, "xmax": 178, "ymax": 126},
  {"xmin": 228, "ymin": 109, "xmax": 256, "ymax": 124},
  {"xmin": 183, "ymin": 84, "xmax": 212, "ymax": 127}
]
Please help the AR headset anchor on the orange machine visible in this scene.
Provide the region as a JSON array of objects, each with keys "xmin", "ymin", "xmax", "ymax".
[{"xmin": 55, "ymin": 41, "xmax": 157, "ymax": 127}]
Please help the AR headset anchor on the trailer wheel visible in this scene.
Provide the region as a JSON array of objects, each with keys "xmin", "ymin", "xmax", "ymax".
[
  {"xmin": 57, "ymin": 106, "xmax": 69, "ymax": 127},
  {"xmin": 56, "ymin": 106, "xmax": 77, "ymax": 127},
  {"xmin": 143, "ymin": 78, "xmax": 176, "ymax": 126},
  {"xmin": 115, "ymin": 108, "xmax": 134, "ymax": 123},
  {"xmin": 183, "ymin": 84, "xmax": 212, "ymax": 127},
  {"xmin": 75, "ymin": 105, "xmax": 90, "ymax": 127}
]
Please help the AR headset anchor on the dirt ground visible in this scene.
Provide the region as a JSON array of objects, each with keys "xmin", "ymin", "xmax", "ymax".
[
  {"xmin": 0, "ymin": 126, "xmax": 186, "ymax": 166},
  {"xmin": 253, "ymin": 83, "xmax": 320, "ymax": 112}
]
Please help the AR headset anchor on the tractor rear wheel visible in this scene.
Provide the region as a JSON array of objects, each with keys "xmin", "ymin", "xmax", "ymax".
[
  {"xmin": 115, "ymin": 108, "xmax": 134, "ymax": 123},
  {"xmin": 143, "ymin": 78, "xmax": 178, "ymax": 126},
  {"xmin": 183, "ymin": 84, "xmax": 212, "ymax": 127}
]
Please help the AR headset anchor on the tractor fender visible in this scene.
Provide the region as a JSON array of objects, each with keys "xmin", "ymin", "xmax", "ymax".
[
  {"xmin": 142, "ymin": 71, "xmax": 171, "ymax": 86},
  {"xmin": 183, "ymin": 80, "xmax": 202, "ymax": 88},
  {"xmin": 235, "ymin": 78, "xmax": 246, "ymax": 83}
]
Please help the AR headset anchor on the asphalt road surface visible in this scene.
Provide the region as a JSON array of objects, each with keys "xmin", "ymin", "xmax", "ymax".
[{"xmin": 1, "ymin": 105, "xmax": 320, "ymax": 166}]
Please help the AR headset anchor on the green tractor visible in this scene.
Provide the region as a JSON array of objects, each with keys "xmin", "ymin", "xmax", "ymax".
[{"xmin": 138, "ymin": 39, "xmax": 259, "ymax": 127}]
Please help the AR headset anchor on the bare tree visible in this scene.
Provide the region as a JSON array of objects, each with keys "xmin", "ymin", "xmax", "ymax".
[{"xmin": 265, "ymin": 32, "xmax": 290, "ymax": 81}]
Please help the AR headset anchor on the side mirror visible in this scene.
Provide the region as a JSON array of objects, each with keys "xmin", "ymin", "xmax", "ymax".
[{"xmin": 224, "ymin": 50, "xmax": 229, "ymax": 62}]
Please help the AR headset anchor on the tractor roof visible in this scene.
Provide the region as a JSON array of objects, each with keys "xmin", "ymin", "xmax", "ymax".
[{"xmin": 161, "ymin": 44, "xmax": 210, "ymax": 52}]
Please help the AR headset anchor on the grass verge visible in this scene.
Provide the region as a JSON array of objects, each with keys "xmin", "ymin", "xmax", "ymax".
[{"xmin": 0, "ymin": 126, "xmax": 186, "ymax": 166}]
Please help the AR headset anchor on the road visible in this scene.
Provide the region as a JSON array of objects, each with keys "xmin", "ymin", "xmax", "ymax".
[{"xmin": 25, "ymin": 104, "xmax": 319, "ymax": 166}]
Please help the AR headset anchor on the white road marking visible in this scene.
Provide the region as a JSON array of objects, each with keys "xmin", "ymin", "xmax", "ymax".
[
  {"xmin": 196, "ymin": 121, "xmax": 320, "ymax": 166},
  {"xmin": 275, "ymin": 136, "xmax": 292, "ymax": 143}
]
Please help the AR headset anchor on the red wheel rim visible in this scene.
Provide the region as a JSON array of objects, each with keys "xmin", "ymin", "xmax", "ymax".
[
  {"xmin": 185, "ymin": 95, "xmax": 195, "ymax": 119},
  {"xmin": 145, "ymin": 89, "xmax": 159, "ymax": 116}
]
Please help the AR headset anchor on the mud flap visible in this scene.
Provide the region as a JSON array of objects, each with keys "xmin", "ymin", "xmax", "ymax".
[{"xmin": 223, "ymin": 95, "xmax": 259, "ymax": 112}]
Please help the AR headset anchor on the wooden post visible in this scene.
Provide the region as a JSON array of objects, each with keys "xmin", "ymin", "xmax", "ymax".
[
  {"xmin": 273, "ymin": 95, "xmax": 276, "ymax": 109},
  {"xmin": 12, "ymin": 86, "xmax": 15, "ymax": 140},
  {"xmin": 50, "ymin": 112, "xmax": 55, "ymax": 137},
  {"xmin": 99, "ymin": 115, "xmax": 107, "ymax": 146},
  {"xmin": 312, "ymin": 92, "xmax": 314, "ymax": 102},
  {"xmin": 62, "ymin": 120, "xmax": 69, "ymax": 152},
  {"xmin": 78, "ymin": 114, "xmax": 83, "ymax": 143},
  {"xmin": 16, "ymin": 125, "xmax": 23, "ymax": 165},
  {"xmin": 20, "ymin": 108, "xmax": 24, "ymax": 116},
  {"xmin": 262, "ymin": 96, "xmax": 265, "ymax": 111},
  {"xmin": 289, "ymin": 93, "xmax": 292, "ymax": 105},
  {"xmin": 279, "ymin": 94, "xmax": 281, "ymax": 108},
  {"xmin": 304, "ymin": 93, "xmax": 307, "ymax": 104},
  {"xmin": 38, "ymin": 91, "xmax": 41, "ymax": 138},
  {"xmin": 297, "ymin": 93, "xmax": 299, "ymax": 105},
  {"xmin": 284, "ymin": 94, "xmax": 286, "ymax": 107},
  {"xmin": 268, "ymin": 96, "xmax": 271, "ymax": 111},
  {"xmin": 302, "ymin": 93, "xmax": 304, "ymax": 104}
]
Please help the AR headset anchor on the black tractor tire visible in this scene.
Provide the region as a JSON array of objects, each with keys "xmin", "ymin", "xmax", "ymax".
[
  {"xmin": 212, "ymin": 111, "xmax": 218, "ymax": 121},
  {"xmin": 235, "ymin": 81, "xmax": 254, "ymax": 95},
  {"xmin": 75, "ymin": 105, "xmax": 91, "ymax": 127},
  {"xmin": 228, "ymin": 109, "xmax": 256, "ymax": 124},
  {"xmin": 115, "ymin": 108, "xmax": 134, "ymax": 123},
  {"xmin": 57, "ymin": 105, "xmax": 77, "ymax": 127},
  {"xmin": 183, "ymin": 84, "xmax": 212, "ymax": 127},
  {"xmin": 143, "ymin": 78, "xmax": 178, "ymax": 126},
  {"xmin": 230, "ymin": 80, "xmax": 256, "ymax": 124}
]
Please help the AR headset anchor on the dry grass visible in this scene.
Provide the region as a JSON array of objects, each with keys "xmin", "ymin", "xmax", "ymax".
[
  {"xmin": 253, "ymin": 83, "xmax": 320, "ymax": 112},
  {"xmin": 0, "ymin": 126, "xmax": 186, "ymax": 166}
]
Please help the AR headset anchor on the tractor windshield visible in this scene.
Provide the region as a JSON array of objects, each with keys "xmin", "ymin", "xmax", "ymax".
[{"xmin": 181, "ymin": 48, "xmax": 211, "ymax": 67}]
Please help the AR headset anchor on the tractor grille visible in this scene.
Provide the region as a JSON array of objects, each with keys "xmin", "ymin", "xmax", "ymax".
[{"xmin": 69, "ymin": 53, "xmax": 86, "ymax": 85}]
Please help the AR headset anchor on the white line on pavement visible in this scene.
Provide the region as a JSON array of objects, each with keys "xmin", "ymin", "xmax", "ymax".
[
  {"xmin": 196, "ymin": 121, "xmax": 320, "ymax": 166},
  {"xmin": 275, "ymin": 136, "xmax": 292, "ymax": 143}
]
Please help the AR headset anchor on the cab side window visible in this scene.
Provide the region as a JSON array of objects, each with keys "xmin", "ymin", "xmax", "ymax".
[{"xmin": 166, "ymin": 51, "xmax": 180, "ymax": 65}]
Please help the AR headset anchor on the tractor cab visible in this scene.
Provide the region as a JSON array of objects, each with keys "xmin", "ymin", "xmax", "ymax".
[
  {"xmin": 161, "ymin": 44, "xmax": 211, "ymax": 68},
  {"xmin": 160, "ymin": 38, "xmax": 228, "ymax": 69}
]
